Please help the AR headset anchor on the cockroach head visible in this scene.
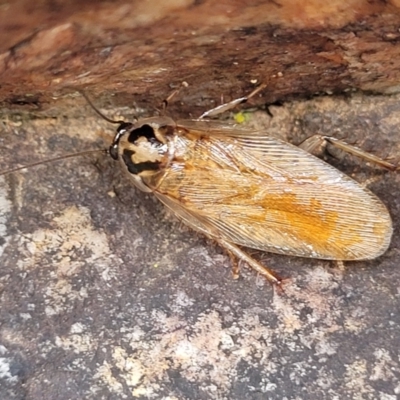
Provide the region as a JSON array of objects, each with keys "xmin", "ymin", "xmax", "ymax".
[{"xmin": 110, "ymin": 117, "xmax": 175, "ymax": 178}]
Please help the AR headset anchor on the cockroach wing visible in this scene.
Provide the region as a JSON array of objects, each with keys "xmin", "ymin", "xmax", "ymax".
[{"xmin": 152, "ymin": 122, "xmax": 392, "ymax": 261}]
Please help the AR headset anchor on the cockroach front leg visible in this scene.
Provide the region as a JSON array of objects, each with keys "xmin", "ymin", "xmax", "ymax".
[
  {"xmin": 199, "ymin": 84, "xmax": 267, "ymax": 119},
  {"xmin": 299, "ymin": 134, "xmax": 398, "ymax": 171},
  {"xmin": 162, "ymin": 82, "xmax": 189, "ymax": 110}
]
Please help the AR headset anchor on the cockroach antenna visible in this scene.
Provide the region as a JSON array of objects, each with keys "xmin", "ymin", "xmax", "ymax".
[
  {"xmin": 0, "ymin": 90, "xmax": 123, "ymax": 177},
  {"xmin": 0, "ymin": 149, "xmax": 107, "ymax": 176},
  {"xmin": 78, "ymin": 90, "xmax": 126, "ymax": 125}
]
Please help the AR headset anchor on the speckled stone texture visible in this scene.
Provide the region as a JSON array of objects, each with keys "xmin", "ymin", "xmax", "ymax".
[{"xmin": 1, "ymin": 1, "xmax": 400, "ymax": 399}]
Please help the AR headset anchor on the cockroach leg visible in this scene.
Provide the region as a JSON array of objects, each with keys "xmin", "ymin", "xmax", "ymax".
[
  {"xmin": 299, "ymin": 134, "xmax": 398, "ymax": 171},
  {"xmin": 297, "ymin": 134, "xmax": 327, "ymax": 156},
  {"xmin": 225, "ymin": 250, "xmax": 241, "ymax": 280},
  {"xmin": 162, "ymin": 81, "xmax": 189, "ymax": 110},
  {"xmin": 334, "ymin": 260, "xmax": 345, "ymax": 271},
  {"xmin": 216, "ymin": 238, "xmax": 282, "ymax": 285},
  {"xmin": 199, "ymin": 83, "xmax": 267, "ymax": 119}
]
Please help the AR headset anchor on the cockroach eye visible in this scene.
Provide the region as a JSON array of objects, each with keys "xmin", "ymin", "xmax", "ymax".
[{"xmin": 109, "ymin": 144, "xmax": 119, "ymax": 160}]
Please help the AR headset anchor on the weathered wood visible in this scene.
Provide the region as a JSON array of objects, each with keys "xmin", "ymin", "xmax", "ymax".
[{"xmin": 1, "ymin": 0, "xmax": 400, "ymax": 114}]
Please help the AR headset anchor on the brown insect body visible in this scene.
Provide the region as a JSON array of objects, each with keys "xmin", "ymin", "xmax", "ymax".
[
  {"xmin": 3, "ymin": 87, "xmax": 395, "ymax": 284},
  {"xmin": 112, "ymin": 117, "xmax": 392, "ymax": 263}
]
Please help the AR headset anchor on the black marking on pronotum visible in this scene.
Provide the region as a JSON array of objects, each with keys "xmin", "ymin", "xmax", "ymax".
[
  {"xmin": 117, "ymin": 122, "xmax": 134, "ymax": 133},
  {"xmin": 109, "ymin": 122, "xmax": 134, "ymax": 160},
  {"xmin": 122, "ymin": 149, "xmax": 161, "ymax": 175},
  {"xmin": 128, "ymin": 124, "xmax": 158, "ymax": 144}
]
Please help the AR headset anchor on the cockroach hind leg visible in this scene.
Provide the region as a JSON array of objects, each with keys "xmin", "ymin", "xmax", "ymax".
[
  {"xmin": 298, "ymin": 134, "xmax": 327, "ymax": 157},
  {"xmin": 199, "ymin": 83, "xmax": 268, "ymax": 119},
  {"xmin": 299, "ymin": 134, "xmax": 398, "ymax": 171},
  {"xmin": 216, "ymin": 238, "xmax": 282, "ymax": 286}
]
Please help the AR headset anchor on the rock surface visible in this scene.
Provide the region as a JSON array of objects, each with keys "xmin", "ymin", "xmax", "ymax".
[{"xmin": 1, "ymin": 1, "xmax": 400, "ymax": 399}]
